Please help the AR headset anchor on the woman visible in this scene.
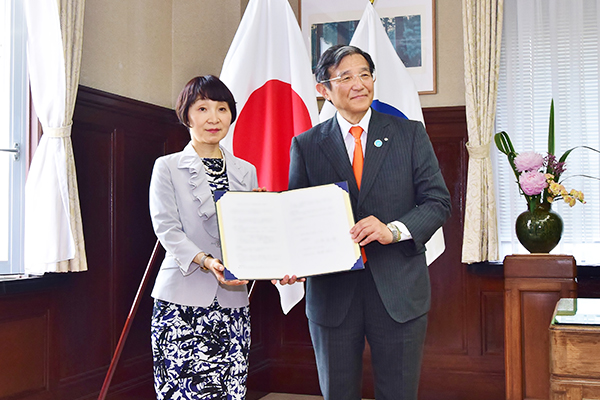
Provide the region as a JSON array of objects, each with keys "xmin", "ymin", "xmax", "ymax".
[{"xmin": 149, "ymin": 75, "xmax": 257, "ymax": 399}]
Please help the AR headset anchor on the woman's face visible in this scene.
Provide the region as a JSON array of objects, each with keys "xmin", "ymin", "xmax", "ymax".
[{"xmin": 187, "ymin": 98, "xmax": 232, "ymax": 148}]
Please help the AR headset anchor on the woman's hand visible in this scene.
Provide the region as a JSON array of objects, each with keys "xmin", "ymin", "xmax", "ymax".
[
  {"xmin": 252, "ymin": 187, "xmax": 267, "ymax": 192},
  {"xmin": 195, "ymin": 253, "xmax": 248, "ymax": 286}
]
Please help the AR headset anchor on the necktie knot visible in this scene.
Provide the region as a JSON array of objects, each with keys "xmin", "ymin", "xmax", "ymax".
[{"xmin": 350, "ymin": 126, "xmax": 363, "ymax": 140}]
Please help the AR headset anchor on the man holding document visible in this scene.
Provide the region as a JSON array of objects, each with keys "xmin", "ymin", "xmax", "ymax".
[{"xmin": 288, "ymin": 45, "xmax": 452, "ymax": 400}]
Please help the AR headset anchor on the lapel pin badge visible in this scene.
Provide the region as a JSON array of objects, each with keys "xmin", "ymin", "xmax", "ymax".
[{"xmin": 374, "ymin": 139, "xmax": 383, "ymax": 148}]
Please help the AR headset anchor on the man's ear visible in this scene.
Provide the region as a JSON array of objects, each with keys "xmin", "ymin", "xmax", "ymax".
[{"xmin": 316, "ymin": 83, "xmax": 330, "ymax": 101}]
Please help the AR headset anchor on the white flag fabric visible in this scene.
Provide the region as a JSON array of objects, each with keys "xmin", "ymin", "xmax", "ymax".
[
  {"xmin": 320, "ymin": 2, "xmax": 445, "ymax": 265},
  {"xmin": 220, "ymin": 0, "xmax": 319, "ymax": 314}
]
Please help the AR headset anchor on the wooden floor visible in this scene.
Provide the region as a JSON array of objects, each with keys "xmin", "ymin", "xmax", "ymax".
[
  {"xmin": 259, "ymin": 394, "xmax": 372, "ymax": 400},
  {"xmin": 258, "ymin": 395, "xmax": 323, "ymax": 400}
]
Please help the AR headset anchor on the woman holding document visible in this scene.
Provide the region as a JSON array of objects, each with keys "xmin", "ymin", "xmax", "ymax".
[{"xmin": 149, "ymin": 75, "xmax": 257, "ymax": 399}]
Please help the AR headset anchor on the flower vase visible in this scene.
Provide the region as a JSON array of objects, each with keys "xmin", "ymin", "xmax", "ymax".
[{"xmin": 515, "ymin": 202, "xmax": 563, "ymax": 253}]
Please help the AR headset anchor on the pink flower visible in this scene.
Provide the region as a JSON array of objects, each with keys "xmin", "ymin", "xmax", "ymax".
[
  {"xmin": 519, "ymin": 171, "xmax": 548, "ymax": 195},
  {"xmin": 514, "ymin": 151, "xmax": 545, "ymax": 172}
]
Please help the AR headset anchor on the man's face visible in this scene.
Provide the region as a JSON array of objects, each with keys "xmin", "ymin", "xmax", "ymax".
[{"xmin": 316, "ymin": 53, "xmax": 374, "ymax": 124}]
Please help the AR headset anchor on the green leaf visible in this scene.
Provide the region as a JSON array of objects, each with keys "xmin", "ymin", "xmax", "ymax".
[
  {"xmin": 494, "ymin": 131, "xmax": 521, "ymax": 182},
  {"xmin": 558, "ymin": 145, "xmax": 600, "ymax": 163},
  {"xmin": 494, "ymin": 131, "xmax": 515, "ymax": 155},
  {"xmin": 548, "ymin": 99, "xmax": 555, "ymax": 156}
]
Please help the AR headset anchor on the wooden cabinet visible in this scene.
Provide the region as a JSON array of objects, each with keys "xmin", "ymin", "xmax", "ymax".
[
  {"xmin": 550, "ymin": 298, "xmax": 600, "ymax": 400},
  {"xmin": 504, "ymin": 255, "xmax": 577, "ymax": 400}
]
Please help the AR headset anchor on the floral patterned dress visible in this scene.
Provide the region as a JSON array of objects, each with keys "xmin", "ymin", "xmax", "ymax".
[{"xmin": 151, "ymin": 157, "xmax": 251, "ymax": 400}]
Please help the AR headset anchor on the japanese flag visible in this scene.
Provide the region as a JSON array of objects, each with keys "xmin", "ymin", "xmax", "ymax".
[{"xmin": 220, "ymin": 0, "xmax": 319, "ymax": 313}]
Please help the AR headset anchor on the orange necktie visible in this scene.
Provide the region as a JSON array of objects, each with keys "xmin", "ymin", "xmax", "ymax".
[
  {"xmin": 350, "ymin": 126, "xmax": 364, "ymax": 189},
  {"xmin": 349, "ymin": 126, "xmax": 367, "ymax": 263}
]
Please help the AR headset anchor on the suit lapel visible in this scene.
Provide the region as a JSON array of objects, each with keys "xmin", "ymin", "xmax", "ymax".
[
  {"xmin": 317, "ymin": 118, "xmax": 360, "ymax": 201},
  {"xmin": 360, "ymin": 112, "xmax": 391, "ymax": 202},
  {"xmin": 222, "ymin": 147, "xmax": 249, "ymax": 190}
]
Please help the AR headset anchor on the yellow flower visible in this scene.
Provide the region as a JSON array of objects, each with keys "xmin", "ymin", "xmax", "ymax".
[
  {"xmin": 563, "ymin": 195, "xmax": 577, "ymax": 207},
  {"xmin": 548, "ymin": 181, "xmax": 562, "ymax": 195},
  {"xmin": 570, "ymin": 189, "xmax": 586, "ymax": 204}
]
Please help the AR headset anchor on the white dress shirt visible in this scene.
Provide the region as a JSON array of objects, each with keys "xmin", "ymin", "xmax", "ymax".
[{"xmin": 335, "ymin": 109, "xmax": 412, "ymax": 242}]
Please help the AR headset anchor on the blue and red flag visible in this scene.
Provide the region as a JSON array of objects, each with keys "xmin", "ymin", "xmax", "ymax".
[{"xmin": 320, "ymin": 2, "xmax": 445, "ymax": 265}]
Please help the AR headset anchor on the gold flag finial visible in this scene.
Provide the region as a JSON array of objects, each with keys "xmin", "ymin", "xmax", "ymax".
[{"xmin": 370, "ymin": 0, "xmax": 375, "ymax": 4}]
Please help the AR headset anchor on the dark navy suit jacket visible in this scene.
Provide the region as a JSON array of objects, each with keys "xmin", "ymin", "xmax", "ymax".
[{"xmin": 289, "ymin": 110, "xmax": 451, "ymax": 326}]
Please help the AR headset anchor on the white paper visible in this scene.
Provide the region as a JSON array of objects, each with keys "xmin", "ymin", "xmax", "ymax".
[{"xmin": 216, "ymin": 183, "xmax": 363, "ymax": 280}]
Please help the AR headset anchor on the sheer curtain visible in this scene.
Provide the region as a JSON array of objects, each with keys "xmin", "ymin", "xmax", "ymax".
[
  {"xmin": 461, "ymin": 0, "xmax": 503, "ymax": 263},
  {"xmin": 23, "ymin": 0, "xmax": 86, "ymax": 274},
  {"xmin": 495, "ymin": 0, "xmax": 600, "ymax": 264}
]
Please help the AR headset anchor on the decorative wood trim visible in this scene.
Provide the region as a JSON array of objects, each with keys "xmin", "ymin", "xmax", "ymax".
[{"xmin": 504, "ymin": 255, "xmax": 577, "ymax": 400}]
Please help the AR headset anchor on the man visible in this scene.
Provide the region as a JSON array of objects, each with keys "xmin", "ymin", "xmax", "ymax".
[{"xmin": 288, "ymin": 45, "xmax": 451, "ymax": 400}]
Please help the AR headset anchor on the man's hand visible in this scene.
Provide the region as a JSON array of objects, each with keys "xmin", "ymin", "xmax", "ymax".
[
  {"xmin": 271, "ymin": 275, "xmax": 306, "ymax": 286},
  {"xmin": 350, "ymin": 215, "xmax": 393, "ymax": 246}
]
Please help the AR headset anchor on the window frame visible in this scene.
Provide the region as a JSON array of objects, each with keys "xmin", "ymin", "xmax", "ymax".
[
  {"xmin": 494, "ymin": 0, "xmax": 600, "ymax": 265},
  {"xmin": 1, "ymin": 0, "xmax": 29, "ymax": 275}
]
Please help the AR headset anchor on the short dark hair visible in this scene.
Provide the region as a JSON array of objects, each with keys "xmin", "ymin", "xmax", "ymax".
[
  {"xmin": 175, "ymin": 75, "xmax": 237, "ymax": 127},
  {"xmin": 314, "ymin": 45, "xmax": 376, "ymax": 89}
]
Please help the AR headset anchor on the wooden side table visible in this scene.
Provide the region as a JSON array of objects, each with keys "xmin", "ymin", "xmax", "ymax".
[
  {"xmin": 504, "ymin": 254, "xmax": 577, "ymax": 400},
  {"xmin": 550, "ymin": 298, "xmax": 600, "ymax": 400}
]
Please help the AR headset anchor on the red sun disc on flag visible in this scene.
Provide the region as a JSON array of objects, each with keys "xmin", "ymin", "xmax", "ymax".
[{"xmin": 233, "ymin": 79, "xmax": 312, "ymax": 191}]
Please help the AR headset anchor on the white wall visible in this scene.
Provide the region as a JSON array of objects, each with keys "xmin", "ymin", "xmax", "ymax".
[{"xmin": 79, "ymin": 0, "xmax": 464, "ymax": 109}]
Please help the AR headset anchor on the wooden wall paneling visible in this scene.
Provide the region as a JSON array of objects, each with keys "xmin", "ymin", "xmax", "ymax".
[
  {"xmin": 59, "ymin": 86, "xmax": 189, "ymax": 398},
  {"xmin": 0, "ymin": 292, "xmax": 53, "ymax": 400},
  {"xmin": 54, "ymin": 124, "xmax": 115, "ymax": 399},
  {"xmin": 246, "ymin": 281, "xmax": 273, "ymax": 399},
  {"xmin": 418, "ymin": 107, "xmax": 505, "ymax": 400},
  {"xmin": 504, "ymin": 255, "xmax": 577, "ymax": 400},
  {"xmin": 247, "ymin": 280, "xmax": 321, "ymax": 396},
  {"xmin": 114, "ymin": 128, "xmax": 166, "ymax": 360}
]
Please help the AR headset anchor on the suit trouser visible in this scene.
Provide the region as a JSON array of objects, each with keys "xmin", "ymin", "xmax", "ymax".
[{"xmin": 308, "ymin": 267, "xmax": 428, "ymax": 400}]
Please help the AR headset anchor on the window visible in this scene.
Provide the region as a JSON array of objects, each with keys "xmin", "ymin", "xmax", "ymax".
[
  {"xmin": 495, "ymin": 0, "xmax": 600, "ymax": 265},
  {"xmin": 0, "ymin": 0, "xmax": 27, "ymax": 275}
]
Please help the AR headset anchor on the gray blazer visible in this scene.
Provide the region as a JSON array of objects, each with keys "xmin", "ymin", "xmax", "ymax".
[
  {"xmin": 289, "ymin": 110, "xmax": 451, "ymax": 326},
  {"xmin": 149, "ymin": 143, "xmax": 258, "ymax": 308}
]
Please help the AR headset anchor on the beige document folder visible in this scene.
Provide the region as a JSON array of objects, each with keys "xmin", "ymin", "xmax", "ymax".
[{"xmin": 215, "ymin": 182, "xmax": 364, "ymax": 280}]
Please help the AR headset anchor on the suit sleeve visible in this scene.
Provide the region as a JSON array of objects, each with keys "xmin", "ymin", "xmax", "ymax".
[
  {"xmin": 149, "ymin": 158, "xmax": 202, "ymax": 276},
  {"xmin": 399, "ymin": 121, "xmax": 451, "ymax": 247},
  {"xmin": 289, "ymin": 136, "xmax": 309, "ymax": 190}
]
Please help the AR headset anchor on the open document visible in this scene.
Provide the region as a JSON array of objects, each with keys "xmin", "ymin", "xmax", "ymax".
[{"xmin": 214, "ymin": 182, "xmax": 364, "ymax": 280}]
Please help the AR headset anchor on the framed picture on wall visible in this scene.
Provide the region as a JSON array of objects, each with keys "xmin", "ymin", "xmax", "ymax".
[{"xmin": 299, "ymin": 0, "xmax": 436, "ymax": 94}]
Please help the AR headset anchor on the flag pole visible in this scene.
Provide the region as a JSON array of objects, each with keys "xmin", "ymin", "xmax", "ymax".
[{"xmin": 97, "ymin": 239, "xmax": 162, "ymax": 400}]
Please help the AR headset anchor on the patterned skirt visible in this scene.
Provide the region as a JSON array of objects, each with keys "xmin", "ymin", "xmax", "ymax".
[{"xmin": 151, "ymin": 298, "xmax": 251, "ymax": 400}]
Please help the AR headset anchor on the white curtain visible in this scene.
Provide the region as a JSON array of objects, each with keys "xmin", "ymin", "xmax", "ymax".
[
  {"xmin": 461, "ymin": 0, "xmax": 503, "ymax": 263},
  {"xmin": 23, "ymin": 0, "xmax": 86, "ymax": 274},
  {"xmin": 495, "ymin": 0, "xmax": 600, "ymax": 264}
]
